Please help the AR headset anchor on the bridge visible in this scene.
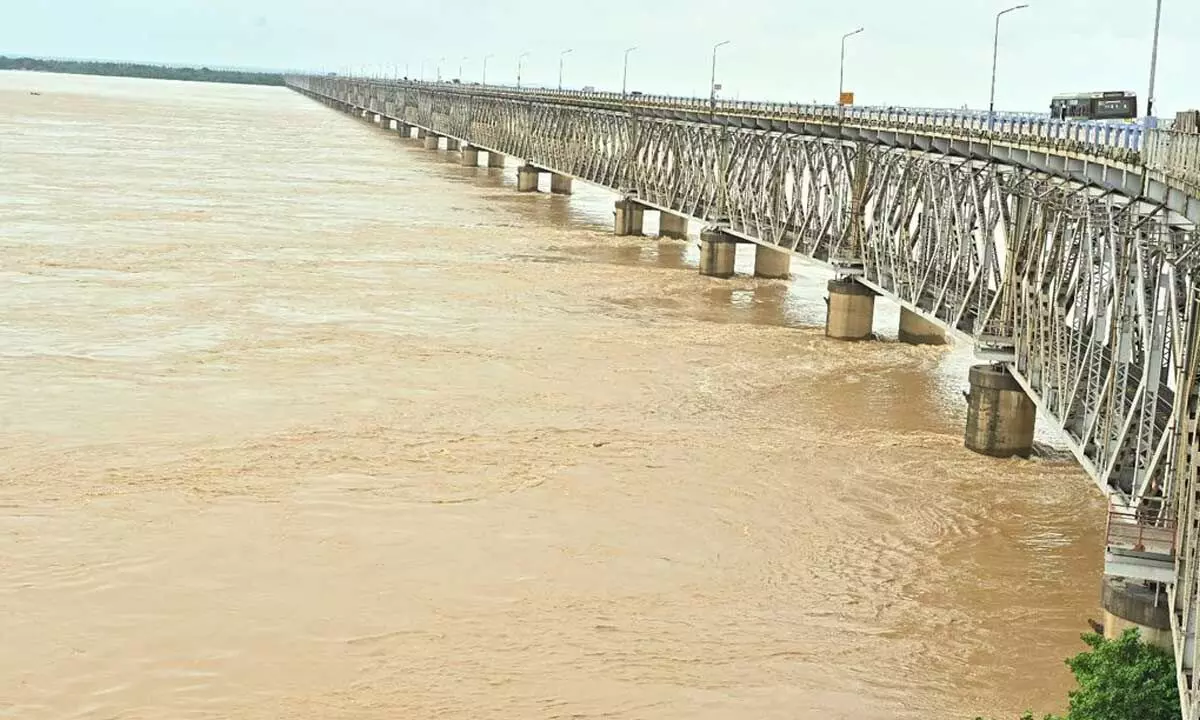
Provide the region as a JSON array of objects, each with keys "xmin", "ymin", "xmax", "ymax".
[{"xmin": 285, "ymin": 73, "xmax": 1200, "ymax": 717}]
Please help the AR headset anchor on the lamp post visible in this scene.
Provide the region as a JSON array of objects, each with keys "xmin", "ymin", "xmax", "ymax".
[
  {"xmin": 988, "ymin": 4, "xmax": 1029, "ymax": 124},
  {"xmin": 1146, "ymin": 0, "xmax": 1163, "ymax": 121},
  {"xmin": 437, "ymin": 56, "xmax": 445, "ymax": 83},
  {"xmin": 558, "ymin": 48, "xmax": 573, "ymax": 91},
  {"xmin": 483, "ymin": 54, "xmax": 493, "ymax": 85},
  {"xmin": 517, "ymin": 51, "xmax": 529, "ymax": 89},
  {"xmin": 710, "ymin": 40, "xmax": 731, "ymax": 114},
  {"xmin": 838, "ymin": 27, "xmax": 864, "ymax": 106},
  {"xmin": 622, "ymin": 46, "xmax": 638, "ymax": 97},
  {"xmin": 460, "ymin": 56, "xmax": 468, "ymax": 81}
]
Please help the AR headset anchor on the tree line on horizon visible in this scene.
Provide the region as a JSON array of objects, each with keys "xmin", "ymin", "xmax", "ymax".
[{"xmin": 0, "ymin": 56, "xmax": 285, "ymax": 86}]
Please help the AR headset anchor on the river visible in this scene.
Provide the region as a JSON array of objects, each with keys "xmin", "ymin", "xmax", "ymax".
[{"xmin": 0, "ymin": 71, "xmax": 1107, "ymax": 720}]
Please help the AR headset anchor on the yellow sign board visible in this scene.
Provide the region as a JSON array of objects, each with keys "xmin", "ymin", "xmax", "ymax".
[{"xmin": 839, "ymin": 91, "xmax": 855, "ymax": 106}]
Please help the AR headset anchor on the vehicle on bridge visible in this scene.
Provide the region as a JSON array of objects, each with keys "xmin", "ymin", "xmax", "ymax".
[{"xmin": 1050, "ymin": 90, "xmax": 1138, "ymax": 121}]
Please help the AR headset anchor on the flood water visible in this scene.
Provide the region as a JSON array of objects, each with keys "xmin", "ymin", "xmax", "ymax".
[{"xmin": 0, "ymin": 71, "xmax": 1107, "ymax": 720}]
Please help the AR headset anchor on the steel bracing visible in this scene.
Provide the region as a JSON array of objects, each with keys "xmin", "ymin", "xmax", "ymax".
[{"xmin": 287, "ymin": 75, "xmax": 1200, "ymax": 717}]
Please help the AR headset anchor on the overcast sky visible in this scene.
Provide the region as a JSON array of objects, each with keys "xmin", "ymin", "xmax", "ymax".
[{"xmin": 4, "ymin": 0, "xmax": 1198, "ymax": 115}]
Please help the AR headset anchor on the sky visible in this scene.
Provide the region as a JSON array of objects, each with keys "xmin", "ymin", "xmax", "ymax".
[{"xmin": 4, "ymin": 0, "xmax": 1199, "ymax": 116}]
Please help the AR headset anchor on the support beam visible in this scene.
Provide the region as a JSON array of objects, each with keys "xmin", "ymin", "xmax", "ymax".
[
  {"xmin": 613, "ymin": 198, "xmax": 644, "ymax": 236},
  {"xmin": 1101, "ymin": 576, "xmax": 1172, "ymax": 651},
  {"xmin": 963, "ymin": 364, "xmax": 1035, "ymax": 458},
  {"xmin": 898, "ymin": 307, "xmax": 946, "ymax": 345},
  {"xmin": 517, "ymin": 164, "xmax": 540, "ymax": 192},
  {"xmin": 550, "ymin": 173, "xmax": 573, "ymax": 195},
  {"xmin": 753, "ymin": 244, "xmax": 791, "ymax": 279},
  {"xmin": 825, "ymin": 278, "xmax": 875, "ymax": 340},
  {"xmin": 659, "ymin": 212, "xmax": 689, "ymax": 239},
  {"xmin": 423, "ymin": 134, "xmax": 440, "ymax": 150},
  {"xmin": 487, "ymin": 151, "xmax": 506, "ymax": 168},
  {"xmin": 699, "ymin": 229, "xmax": 737, "ymax": 278},
  {"xmin": 460, "ymin": 145, "xmax": 480, "ymax": 166}
]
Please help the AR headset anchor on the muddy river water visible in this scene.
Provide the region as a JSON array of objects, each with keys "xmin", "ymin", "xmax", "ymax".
[{"xmin": 0, "ymin": 71, "xmax": 1106, "ymax": 719}]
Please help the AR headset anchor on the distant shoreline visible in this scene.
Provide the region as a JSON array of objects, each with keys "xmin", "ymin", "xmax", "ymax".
[{"xmin": 0, "ymin": 56, "xmax": 285, "ymax": 86}]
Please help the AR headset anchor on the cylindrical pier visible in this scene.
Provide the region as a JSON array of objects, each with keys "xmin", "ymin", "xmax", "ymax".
[
  {"xmin": 613, "ymin": 199, "xmax": 644, "ymax": 236},
  {"xmin": 550, "ymin": 173, "xmax": 573, "ymax": 195},
  {"xmin": 659, "ymin": 212, "xmax": 689, "ymax": 239},
  {"xmin": 699, "ymin": 229, "xmax": 737, "ymax": 278},
  {"xmin": 825, "ymin": 278, "xmax": 875, "ymax": 340},
  {"xmin": 460, "ymin": 146, "xmax": 480, "ymax": 166},
  {"xmin": 423, "ymin": 134, "xmax": 440, "ymax": 150},
  {"xmin": 517, "ymin": 165, "xmax": 540, "ymax": 192},
  {"xmin": 963, "ymin": 364, "xmax": 1035, "ymax": 458},
  {"xmin": 753, "ymin": 244, "xmax": 791, "ymax": 279},
  {"xmin": 445, "ymin": 138, "xmax": 461, "ymax": 151},
  {"xmin": 1101, "ymin": 576, "xmax": 1172, "ymax": 651},
  {"xmin": 898, "ymin": 308, "xmax": 946, "ymax": 345},
  {"xmin": 487, "ymin": 151, "xmax": 506, "ymax": 168}
]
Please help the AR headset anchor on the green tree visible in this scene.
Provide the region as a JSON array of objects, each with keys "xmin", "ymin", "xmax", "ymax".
[{"xmin": 976, "ymin": 628, "xmax": 1179, "ymax": 720}]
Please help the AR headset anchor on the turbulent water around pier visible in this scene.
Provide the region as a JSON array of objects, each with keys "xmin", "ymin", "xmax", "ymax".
[{"xmin": 0, "ymin": 71, "xmax": 1106, "ymax": 720}]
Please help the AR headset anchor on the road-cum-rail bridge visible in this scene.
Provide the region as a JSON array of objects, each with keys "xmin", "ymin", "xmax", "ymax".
[{"xmin": 286, "ymin": 73, "xmax": 1200, "ymax": 716}]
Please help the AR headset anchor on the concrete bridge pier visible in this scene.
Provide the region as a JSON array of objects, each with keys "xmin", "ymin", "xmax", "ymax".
[
  {"xmin": 365, "ymin": 111, "xmax": 378, "ymax": 124},
  {"xmin": 380, "ymin": 117, "xmax": 392, "ymax": 130},
  {"xmin": 460, "ymin": 145, "xmax": 480, "ymax": 166},
  {"xmin": 550, "ymin": 174, "xmax": 573, "ymax": 195},
  {"xmin": 397, "ymin": 123, "xmax": 412, "ymax": 138},
  {"xmin": 445, "ymin": 138, "xmax": 461, "ymax": 151},
  {"xmin": 1101, "ymin": 577, "xmax": 1172, "ymax": 651},
  {"xmin": 754, "ymin": 245, "xmax": 791, "ymax": 279},
  {"xmin": 487, "ymin": 151, "xmax": 506, "ymax": 168},
  {"xmin": 699, "ymin": 229, "xmax": 737, "ymax": 278},
  {"xmin": 423, "ymin": 134, "xmax": 440, "ymax": 150},
  {"xmin": 898, "ymin": 308, "xmax": 945, "ymax": 345},
  {"xmin": 659, "ymin": 212, "xmax": 689, "ymax": 239},
  {"xmin": 517, "ymin": 165, "xmax": 540, "ymax": 192},
  {"xmin": 825, "ymin": 278, "xmax": 875, "ymax": 340},
  {"xmin": 963, "ymin": 364, "xmax": 1035, "ymax": 458},
  {"xmin": 614, "ymin": 199, "xmax": 644, "ymax": 236}
]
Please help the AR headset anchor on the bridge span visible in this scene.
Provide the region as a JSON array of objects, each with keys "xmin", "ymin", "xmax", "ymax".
[{"xmin": 286, "ymin": 74, "xmax": 1200, "ymax": 716}]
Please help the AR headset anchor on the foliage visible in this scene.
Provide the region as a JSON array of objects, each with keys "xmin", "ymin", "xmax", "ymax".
[
  {"xmin": 0, "ymin": 56, "xmax": 284, "ymax": 86},
  {"xmin": 975, "ymin": 628, "xmax": 1179, "ymax": 720}
]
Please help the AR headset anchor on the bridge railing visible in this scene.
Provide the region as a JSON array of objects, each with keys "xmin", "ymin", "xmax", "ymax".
[
  {"xmin": 294, "ymin": 75, "xmax": 1157, "ymax": 166},
  {"xmin": 1145, "ymin": 129, "xmax": 1200, "ymax": 197}
]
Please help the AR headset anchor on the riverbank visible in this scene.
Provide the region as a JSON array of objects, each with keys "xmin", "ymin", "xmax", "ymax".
[{"xmin": 0, "ymin": 56, "xmax": 283, "ymax": 85}]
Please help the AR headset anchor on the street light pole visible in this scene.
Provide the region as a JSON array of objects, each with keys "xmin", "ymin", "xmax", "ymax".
[
  {"xmin": 622, "ymin": 46, "xmax": 638, "ymax": 97},
  {"xmin": 838, "ymin": 27, "xmax": 864, "ymax": 106},
  {"xmin": 710, "ymin": 40, "xmax": 731, "ymax": 115},
  {"xmin": 558, "ymin": 49, "xmax": 573, "ymax": 91},
  {"xmin": 517, "ymin": 51, "xmax": 529, "ymax": 89},
  {"xmin": 483, "ymin": 54, "xmax": 493, "ymax": 85},
  {"xmin": 460, "ymin": 56, "xmax": 468, "ymax": 81},
  {"xmin": 437, "ymin": 56, "xmax": 445, "ymax": 83},
  {"xmin": 1146, "ymin": 0, "xmax": 1163, "ymax": 121},
  {"xmin": 988, "ymin": 4, "xmax": 1029, "ymax": 123}
]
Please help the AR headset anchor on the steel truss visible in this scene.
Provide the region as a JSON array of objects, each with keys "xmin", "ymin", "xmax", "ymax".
[{"xmin": 289, "ymin": 75, "xmax": 1200, "ymax": 718}]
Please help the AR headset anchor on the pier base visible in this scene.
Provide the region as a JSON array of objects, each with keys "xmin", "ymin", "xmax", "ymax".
[
  {"xmin": 614, "ymin": 199, "xmax": 644, "ymax": 236},
  {"xmin": 460, "ymin": 146, "xmax": 480, "ymax": 166},
  {"xmin": 898, "ymin": 307, "xmax": 946, "ymax": 345},
  {"xmin": 660, "ymin": 212, "xmax": 688, "ymax": 239},
  {"xmin": 517, "ymin": 165, "xmax": 540, "ymax": 192},
  {"xmin": 964, "ymin": 364, "xmax": 1035, "ymax": 458},
  {"xmin": 1101, "ymin": 576, "xmax": 1172, "ymax": 651},
  {"xmin": 699, "ymin": 230, "xmax": 737, "ymax": 278},
  {"xmin": 753, "ymin": 245, "xmax": 791, "ymax": 279},
  {"xmin": 550, "ymin": 173, "xmax": 573, "ymax": 195},
  {"xmin": 487, "ymin": 151, "xmax": 506, "ymax": 168},
  {"xmin": 825, "ymin": 278, "xmax": 875, "ymax": 341},
  {"xmin": 423, "ymin": 134, "xmax": 440, "ymax": 150}
]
